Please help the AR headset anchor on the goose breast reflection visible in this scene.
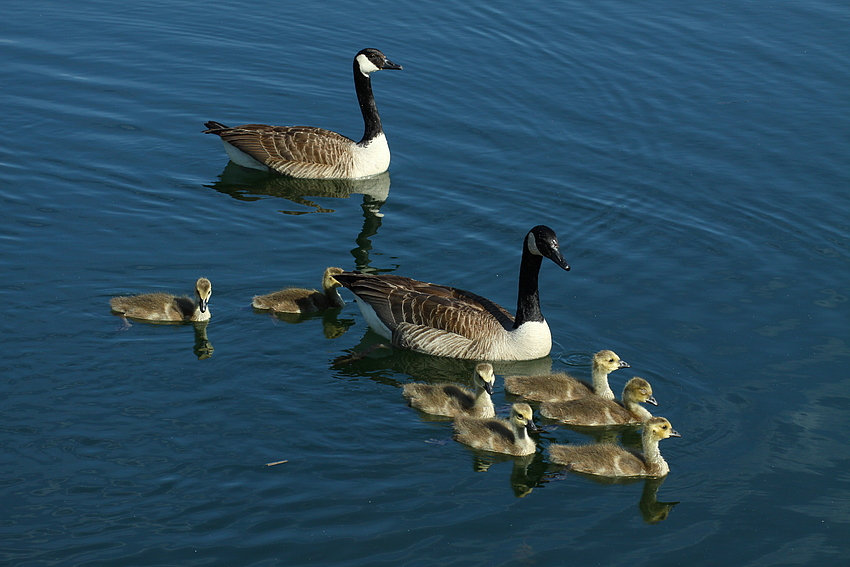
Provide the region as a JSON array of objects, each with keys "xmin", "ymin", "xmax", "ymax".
[
  {"xmin": 403, "ymin": 363, "xmax": 496, "ymax": 418},
  {"xmin": 204, "ymin": 48, "xmax": 402, "ymax": 179},
  {"xmin": 504, "ymin": 350, "xmax": 628, "ymax": 402},
  {"xmin": 333, "ymin": 225, "xmax": 570, "ymax": 361},
  {"xmin": 452, "ymin": 403, "xmax": 538, "ymax": 456},
  {"xmin": 252, "ymin": 267, "xmax": 345, "ymax": 313},
  {"xmin": 109, "ymin": 278, "xmax": 212, "ymax": 322},
  {"xmin": 540, "ymin": 376, "xmax": 657, "ymax": 426},
  {"xmin": 548, "ymin": 416, "xmax": 680, "ymax": 477}
]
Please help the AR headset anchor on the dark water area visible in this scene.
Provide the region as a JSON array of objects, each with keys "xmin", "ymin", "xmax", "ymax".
[{"xmin": 2, "ymin": 1, "xmax": 848, "ymax": 565}]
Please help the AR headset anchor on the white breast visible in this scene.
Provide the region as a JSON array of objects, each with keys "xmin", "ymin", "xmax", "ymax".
[{"xmin": 349, "ymin": 133, "xmax": 390, "ymax": 178}]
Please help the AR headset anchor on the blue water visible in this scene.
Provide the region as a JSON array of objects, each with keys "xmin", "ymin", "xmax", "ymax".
[{"xmin": 2, "ymin": 0, "xmax": 849, "ymax": 565}]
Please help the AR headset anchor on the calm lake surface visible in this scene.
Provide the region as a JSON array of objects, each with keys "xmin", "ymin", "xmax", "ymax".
[{"xmin": 2, "ymin": 0, "xmax": 849, "ymax": 565}]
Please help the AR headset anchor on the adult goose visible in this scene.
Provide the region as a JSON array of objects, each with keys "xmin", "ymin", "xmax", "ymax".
[
  {"xmin": 539, "ymin": 376, "xmax": 657, "ymax": 426},
  {"xmin": 333, "ymin": 225, "xmax": 570, "ymax": 360},
  {"xmin": 504, "ymin": 349, "xmax": 629, "ymax": 402},
  {"xmin": 110, "ymin": 278, "xmax": 212, "ymax": 322},
  {"xmin": 204, "ymin": 48, "xmax": 402, "ymax": 179},
  {"xmin": 548, "ymin": 416, "xmax": 680, "ymax": 478},
  {"xmin": 403, "ymin": 362, "xmax": 496, "ymax": 418}
]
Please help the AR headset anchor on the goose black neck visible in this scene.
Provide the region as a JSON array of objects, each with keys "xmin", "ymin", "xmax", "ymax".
[
  {"xmin": 513, "ymin": 248, "xmax": 544, "ymax": 328},
  {"xmin": 353, "ymin": 63, "xmax": 383, "ymax": 144}
]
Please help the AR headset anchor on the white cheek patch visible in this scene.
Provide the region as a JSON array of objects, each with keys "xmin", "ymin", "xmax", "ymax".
[
  {"xmin": 526, "ymin": 233, "xmax": 542, "ymax": 256},
  {"xmin": 356, "ymin": 54, "xmax": 381, "ymax": 76}
]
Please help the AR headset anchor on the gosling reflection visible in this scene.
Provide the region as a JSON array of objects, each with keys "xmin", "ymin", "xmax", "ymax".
[
  {"xmin": 254, "ymin": 309, "xmax": 354, "ymax": 340},
  {"xmin": 192, "ymin": 322, "xmax": 214, "ymax": 360},
  {"xmin": 638, "ymin": 476, "xmax": 679, "ymax": 524}
]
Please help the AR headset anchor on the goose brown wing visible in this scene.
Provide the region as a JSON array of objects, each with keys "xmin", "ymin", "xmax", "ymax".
[
  {"xmin": 335, "ymin": 273, "xmax": 514, "ymax": 336},
  {"xmin": 206, "ymin": 124, "xmax": 353, "ymax": 177}
]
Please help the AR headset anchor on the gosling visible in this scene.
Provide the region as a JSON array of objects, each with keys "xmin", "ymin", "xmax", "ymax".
[
  {"xmin": 548, "ymin": 416, "xmax": 680, "ymax": 478},
  {"xmin": 110, "ymin": 278, "xmax": 212, "ymax": 322},
  {"xmin": 251, "ymin": 267, "xmax": 345, "ymax": 313},
  {"xmin": 403, "ymin": 363, "xmax": 496, "ymax": 419},
  {"xmin": 504, "ymin": 350, "xmax": 629, "ymax": 403},
  {"xmin": 452, "ymin": 403, "xmax": 538, "ymax": 456},
  {"xmin": 540, "ymin": 377, "xmax": 657, "ymax": 426}
]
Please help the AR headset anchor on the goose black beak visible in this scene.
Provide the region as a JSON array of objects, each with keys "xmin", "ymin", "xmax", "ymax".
[
  {"xmin": 548, "ymin": 250, "xmax": 570, "ymax": 271},
  {"xmin": 382, "ymin": 59, "xmax": 403, "ymax": 71},
  {"xmin": 646, "ymin": 395, "xmax": 658, "ymax": 406}
]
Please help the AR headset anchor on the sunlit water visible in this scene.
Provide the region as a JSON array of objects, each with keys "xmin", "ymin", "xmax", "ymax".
[{"xmin": 2, "ymin": 0, "xmax": 849, "ymax": 565}]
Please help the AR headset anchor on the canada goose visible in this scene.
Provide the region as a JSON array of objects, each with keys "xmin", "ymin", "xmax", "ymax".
[
  {"xmin": 539, "ymin": 376, "xmax": 657, "ymax": 426},
  {"xmin": 548, "ymin": 416, "xmax": 680, "ymax": 477},
  {"xmin": 204, "ymin": 48, "xmax": 402, "ymax": 179},
  {"xmin": 333, "ymin": 225, "xmax": 570, "ymax": 360},
  {"xmin": 504, "ymin": 350, "xmax": 629, "ymax": 402},
  {"xmin": 452, "ymin": 403, "xmax": 538, "ymax": 456},
  {"xmin": 252, "ymin": 267, "xmax": 345, "ymax": 313},
  {"xmin": 403, "ymin": 363, "xmax": 496, "ymax": 418},
  {"xmin": 109, "ymin": 278, "xmax": 212, "ymax": 322}
]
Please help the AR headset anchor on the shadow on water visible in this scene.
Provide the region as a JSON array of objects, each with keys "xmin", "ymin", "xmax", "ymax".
[{"xmin": 206, "ymin": 164, "xmax": 389, "ymax": 272}]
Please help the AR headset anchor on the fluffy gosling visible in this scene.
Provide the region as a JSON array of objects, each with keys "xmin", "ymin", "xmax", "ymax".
[
  {"xmin": 540, "ymin": 377, "xmax": 657, "ymax": 426},
  {"xmin": 252, "ymin": 267, "xmax": 344, "ymax": 313},
  {"xmin": 403, "ymin": 363, "xmax": 496, "ymax": 418},
  {"xmin": 452, "ymin": 403, "xmax": 538, "ymax": 456},
  {"xmin": 110, "ymin": 278, "xmax": 212, "ymax": 322},
  {"xmin": 548, "ymin": 416, "xmax": 680, "ymax": 478},
  {"xmin": 504, "ymin": 350, "xmax": 629, "ymax": 403}
]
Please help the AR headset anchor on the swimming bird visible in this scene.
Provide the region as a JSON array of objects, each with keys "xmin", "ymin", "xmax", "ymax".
[
  {"xmin": 452, "ymin": 403, "xmax": 538, "ymax": 456},
  {"xmin": 403, "ymin": 363, "xmax": 496, "ymax": 418},
  {"xmin": 548, "ymin": 416, "xmax": 680, "ymax": 477},
  {"xmin": 539, "ymin": 376, "xmax": 657, "ymax": 426},
  {"xmin": 252, "ymin": 267, "xmax": 345, "ymax": 313},
  {"xmin": 204, "ymin": 48, "xmax": 402, "ymax": 179},
  {"xmin": 333, "ymin": 225, "xmax": 570, "ymax": 360},
  {"xmin": 504, "ymin": 350, "xmax": 629, "ymax": 402},
  {"xmin": 110, "ymin": 278, "xmax": 212, "ymax": 322}
]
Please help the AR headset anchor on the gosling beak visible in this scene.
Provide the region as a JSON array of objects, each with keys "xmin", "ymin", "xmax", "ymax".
[
  {"xmin": 669, "ymin": 428, "xmax": 681, "ymax": 438},
  {"xmin": 199, "ymin": 298, "xmax": 208, "ymax": 313},
  {"xmin": 484, "ymin": 381, "xmax": 494, "ymax": 395},
  {"xmin": 619, "ymin": 360, "xmax": 630, "ymax": 369},
  {"xmin": 382, "ymin": 58, "xmax": 403, "ymax": 71},
  {"xmin": 646, "ymin": 395, "xmax": 658, "ymax": 406},
  {"xmin": 525, "ymin": 420, "xmax": 538, "ymax": 433}
]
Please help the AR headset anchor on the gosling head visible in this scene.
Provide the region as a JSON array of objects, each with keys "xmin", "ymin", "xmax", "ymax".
[
  {"xmin": 624, "ymin": 377, "xmax": 657, "ymax": 406},
  {"xmin": 355, "ymin": 48, "xmax": 403, "ymax": 77},
  {"xmin": 644, "ymin": 417, "xmax": 680, "ymax": 441},
  {"xmin": 593, "ymin": 350, "xmax": 630, "ymax": 374},
  {"xmin": 525, "ymin": 225, "xmax": 570, "ymax": 272},
  {"xmin": 510, "ymin": 403, "xmax": 538, "ymax": 434},
  {"xmin": 195, "ymin": 278, "xmax": 212, "ymax": 313},
  {"xmin": 474, "ymin": 362, "xmax": 496, "ymax": 395},
  {"xmin": 323, "ymin": 267, "xmax": 345, "ymax": 290}
]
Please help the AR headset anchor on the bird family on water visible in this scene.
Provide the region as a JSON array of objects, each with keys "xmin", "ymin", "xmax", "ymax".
[{"xmin": 110, "ymin": 47, "xmax": 680, "ymax": 482}]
